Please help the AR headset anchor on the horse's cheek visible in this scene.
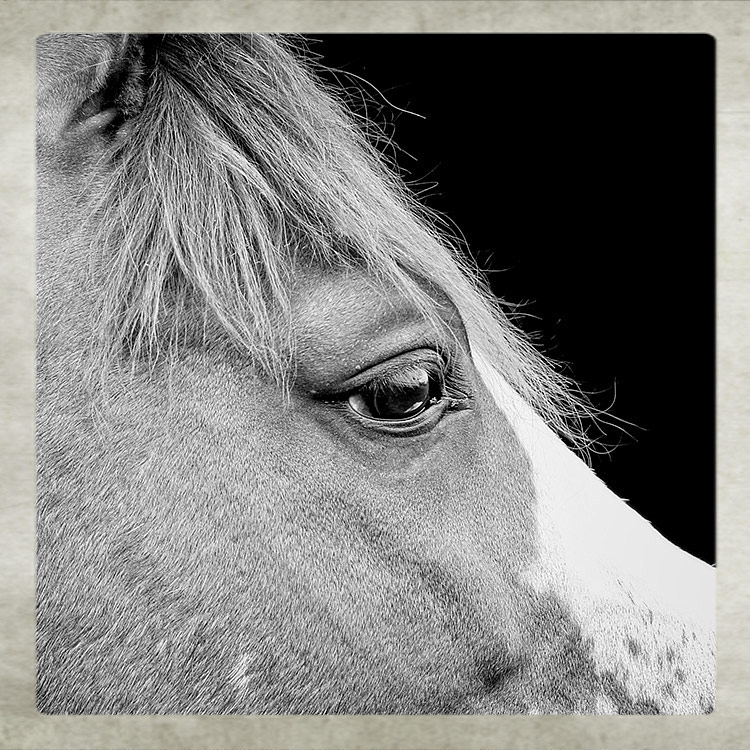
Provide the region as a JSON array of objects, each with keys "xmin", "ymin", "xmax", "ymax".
[{"xmin": 242, "ymin": 393, "xmax": 540, "ymax": 711}]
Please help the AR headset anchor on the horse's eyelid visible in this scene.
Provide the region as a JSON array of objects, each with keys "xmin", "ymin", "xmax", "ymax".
[
  {"xmin": 365, "ymin": 359, "xmax": 443, "ymax": 390},
  {"xmin": 314, "ymin": 350, "xmax": 448, "ymax": 398}
]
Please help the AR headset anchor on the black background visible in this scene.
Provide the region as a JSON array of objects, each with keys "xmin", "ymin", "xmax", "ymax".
[{"xmin": 306, "ymin": 34, "xmax": 715, "ymax": 566}]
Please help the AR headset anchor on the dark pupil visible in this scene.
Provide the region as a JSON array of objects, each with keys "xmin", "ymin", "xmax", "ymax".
[{"xmin": 369, "ymin": 367, "xmax": 432, "ymax": 419}]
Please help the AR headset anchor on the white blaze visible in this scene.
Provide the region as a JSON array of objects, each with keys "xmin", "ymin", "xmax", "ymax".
[{"xmin": 474, "ymin": 352, "xmax": 715, "ymax": 713}]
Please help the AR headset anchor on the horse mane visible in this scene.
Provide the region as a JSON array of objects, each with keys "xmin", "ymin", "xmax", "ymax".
[{"xmin": 91, "ymin": 33, "xmax": 598, "ymax": 454}]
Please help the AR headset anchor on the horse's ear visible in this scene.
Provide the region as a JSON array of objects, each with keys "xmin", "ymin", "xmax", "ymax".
[
  {"xmin": 37, "ymin": 34, "xmax": 150, "ymax": 151},
  {"xmin": 75, "ymin": 34, "xmax": 149, "ymax": 145}
]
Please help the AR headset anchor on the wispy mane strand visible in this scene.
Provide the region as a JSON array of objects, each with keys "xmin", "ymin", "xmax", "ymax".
[{"xmin": 93, "ymin": 33, "xmax": 598, "ymax": 454}]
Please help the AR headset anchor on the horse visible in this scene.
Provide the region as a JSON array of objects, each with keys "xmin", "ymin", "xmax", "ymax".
[{"xmin": 36, "ymin": 33, "xmax": 715, "ymax": 715}]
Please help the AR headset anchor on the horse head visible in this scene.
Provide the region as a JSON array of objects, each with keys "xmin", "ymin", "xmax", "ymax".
[{"xmin": 36, "ymin": 33, "xmax": 714, "ymax": 714}]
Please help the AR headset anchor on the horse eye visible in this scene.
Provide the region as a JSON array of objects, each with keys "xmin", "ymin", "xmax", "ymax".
[{"xmin": 347, "ymin": 366, "xmax": 442, "ymax": 421}]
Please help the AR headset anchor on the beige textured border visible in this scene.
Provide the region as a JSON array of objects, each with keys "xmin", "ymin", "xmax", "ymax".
[{"xmin": 1, "ymin": 1, "xmax": 745, "ymax": 748}]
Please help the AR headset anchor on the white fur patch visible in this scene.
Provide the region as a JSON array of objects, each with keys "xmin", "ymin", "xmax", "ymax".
[{"xmin": 474, "ymin": 352, "xmax": 715, "ymax": 713}]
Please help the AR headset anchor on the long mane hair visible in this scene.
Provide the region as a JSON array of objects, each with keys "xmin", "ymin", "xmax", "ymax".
[{"xmin": 90, "ymin": 33, "xmax": 596, "ymax": 452}]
